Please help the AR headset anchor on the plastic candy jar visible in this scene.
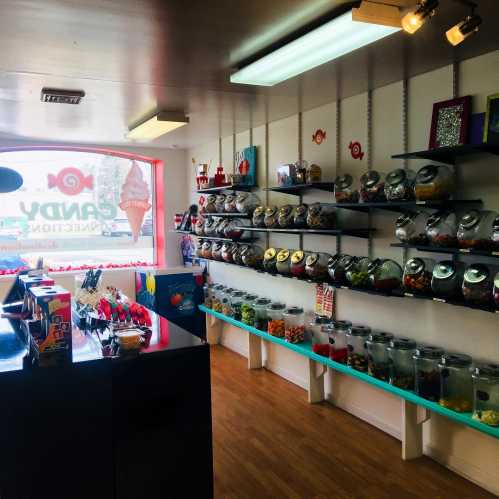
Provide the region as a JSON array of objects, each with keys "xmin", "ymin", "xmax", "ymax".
[
  {"xmin": 403, "ymin": 257, "xmax": 436, "ymax": 295},
  {"xmin": 328, "ymin": 320, "xmax": 351, "ymax": 364},
  {"xmin": 241, "ymin": 294, "xmax": 258, "ymax": 326},
  {"xmin": 359, "ymin": 170, "xmax": 386, "ymax": 202},
  {"xmin": 309, "ymin": 316, "xmax": 332, "ymax": 357},
  {"xmin": 439, "ymin": 353, "xmax": 473, "ymax": 412},
  {"xmin": 284, "ymin": 307, "xmax": 305, "ymax": 343},
  {"xmin": 387, "ymin": 337, "xmax": 417, "ymax": 390},
  {"xmin": 267, "ymin": 303, "xmax": 286, "ymax": 337},
  {"xmin": 346, "ymin": 325, "xmax": 371, "ymax": 372},
  {"xmin": 366, "ymin": 331, "xmax": 394, "ymax": 381},
  {"xmin": 472, "ymin": 363, "xmax": 499, "ymax": 426},
  {"xmin": 414, "ymin": 345, "xmax": 445, "ymax": 401}
]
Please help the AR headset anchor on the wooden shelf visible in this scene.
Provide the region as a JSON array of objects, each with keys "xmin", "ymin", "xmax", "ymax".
[
  {"xmin": 196, "ymin": 184, "xmax": 256, "ymax": 194},
  {"xmin": 391, "ymin": 144, "xmax": 499, "ymax": 165},
  {"xmin": 264, "ymin": 182, "xmax": 335, "ymax": 196},
  {"xmin": 391, "ymin": 242, "xmax": 499, "ymax": 259},
  {"xmin": 234, "ymin": 226, "xmax": 373, "ymax": 239},
  {"xmin": 200, "ymin": 305, "xmax": 499, "ymax": 440}
]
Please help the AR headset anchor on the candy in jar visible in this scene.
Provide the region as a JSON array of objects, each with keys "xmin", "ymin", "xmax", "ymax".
[
  {"xmin": 472, "ymin": 363, "xmax": 499, "ymax": 426},
  {"xmin": 267, "ymin": 302, "xmax": 286, "ymax": 337},
  {"xmin": 290, "ymin": 250, "xmax": 309, "ymax": 278},
  {"xmin": 328, "ymin": 320, "xmax": 351, "ymax": 363},
  {"xmin": 264, "ymin": 206, "xmax": 279, "ymax": 228},
  {"xmin": 284, "ymin": 307, "xmax": 305, "ymax": 343},
  {"xmin": 368, "ymin": 258, "xmax": 403, "ymax": 292},
  {"xmin": 387, "ymin": 337, "xmax": 417, "ymax": 390},
  {"xmin": 457, "ymin": 210, "xmax": 498, "ymax": 250},
  {"xmin": 263, "ymin": 247, "xmax": 281, "ymax": 273},
  {"xmin": 293, "ymin": 204, "xmax": 308, "ymax": 228},
  {"xmin": 309, "ymin": 316, "xmax": 331, "ymax": 357},
  {"xmin": 395, "ymin": 211, "xmax": 429, "ymax": 245},
  {"xmin": 278, "ymin": 205, "xmax": 296, "ymax": 228},
  {"xmin": 253, "ymin": 298, "xmax": 272, "ymax": 331},
  {"xmin": 426, "ymin": 211, "xmax": 458, "ymax": 247},
  {"xmin": 414, "ymin": 345, "xmax": 444, "ymax": 402},
  {"xmin": 215, "ymin": 194, "xmax": 226, "ymax": 213},
  {"xmin": 224, "ymin": 194, "xmax": 237, "ymax": 213},
  {"xmin": 252, "ymin": 206, "xmax": 266, "ymax": 227},
  {"xmin": 414, "ymin": 164, "xmax": 455, "ymax": 201},
  {"xmin": 241, "ymin": 294, "xmax": 258, "ymax": 326},
  {"xmin": 334, "ymin": 174, "xmax": 359, "ymax": 203},
  {"xmin": 439, "ymin": 353, "xmax": 473, "ymax": 413},
  {"xmin": 359, "ymin": 170, "xmax": 386, "ymax": 202},
  {"xmin": 221, "ymin": 242, "xmax": 237, "ymax": 263},
  {"xmin": 366, "ymin": 331, "xmax": 394, "ymax": 381},
  {"xmin": 305, "ymin": 252, "xmax": 331, "ymax": 281},
  {"xmin": 431, "ymin": 260, "xmax": 465, "ymax": 299},
  {"xmin": 276, "ymin": 249, "xmax": 293, "ymax": 275},
  {"xmin": 462, "ymin": 263, "xmax": 495, "ymax": 306},
  {"xmin": 346, "ymin": 325, "xmax": 371, "ymax": 372},
  {"xmin": 384, "ymin": 168, "xmax": 416, "ymax": 201},
  {"xmin": 403, "ymin": 257, "xmax": 435, "ymax": 295}
]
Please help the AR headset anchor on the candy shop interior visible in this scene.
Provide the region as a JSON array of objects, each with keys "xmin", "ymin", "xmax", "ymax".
[{"xmin": 1, "ymin": 1, "xmax": 499, "ymax": 498}]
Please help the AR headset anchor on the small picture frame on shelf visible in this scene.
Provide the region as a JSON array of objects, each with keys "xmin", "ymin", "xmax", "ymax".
[
  {"xmin": 428, "ymin": 96, "xmax": 471, "ymax": 149},
  {"xmin": 483, "ymin": 93, "xmax": 499, "ymax": 145},
  {"xmin": 234, "ymin": 146, "xmax": 257, "ymax": 186}
]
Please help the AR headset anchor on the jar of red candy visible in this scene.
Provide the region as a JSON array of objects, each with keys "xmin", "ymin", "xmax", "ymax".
[
  {"xmin": 284, "ymin": 307, "xmax": 305, "ymax": 343},
  {"xmin": 368, "ymin": 258, "xmax": 403, "ymax": 292},
  {"xmin": 334, "ymin": 173, "xmax": 359, "ymax": 203},
  {"xmin": 403, "ymin": 257, "xmax": 436, "ymax": 295},
  {"xmin": 290, "ymin": 250, "xmax": 309, "ymax": 278},
  {"xmin": 359, "ymin": 170, "xmax": 386, "ymax": 202},
  {"xmin": 309, "ymin": 316, "xmax": 332, "ymax": 357},
  {"xmin": 328, "ymin": 320, "xmax": 351, "ymax": 364}
]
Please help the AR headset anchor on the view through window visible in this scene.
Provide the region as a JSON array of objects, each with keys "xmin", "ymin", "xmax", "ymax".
[{"xmin": 0, "ymin": 149, "xmax": 155, "ymax": 272}]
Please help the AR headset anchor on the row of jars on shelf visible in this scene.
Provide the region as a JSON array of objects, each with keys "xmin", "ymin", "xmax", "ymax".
[
  {"xmin": 396, "ymin": 209, "xmax": 499, "ymax": 250},
  {"xmin": 197, "ymin": 240, "xmax": 499, "ymax": 308},
  {"xmin": 204, "ymin": 283, "xmax": 499, "ymax": 426}
]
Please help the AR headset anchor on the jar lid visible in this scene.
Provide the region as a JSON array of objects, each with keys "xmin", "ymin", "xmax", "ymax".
[
  {"xmin": 335, "ymin": 173, "xmax": 354, "ymax": 190},
  {"xmin": 232, "ymin": 291, "xmax": 245, "ymax": 297},
  {"xmin": 202, "ymin": 241, "xmax": 212, "ymax": 248},
  {"xmin": 368, "ymin": 331, "xmax": 394, "ymax": 343},
  {"xmin": 473, "ymin": 363, "xmax": 499, "ymax": 379},
  {"xmin": 265, "ymin": 206, "xmax": 278, "ymax": 216},
  {"xmin": 360, "ymin": 170, "xmax": 381, "ymax": 188},
  {"xmin": 279, "ymin": 205, "xmax": 293, "ymax": 216},
  {"xmin": 255, "ymin": 298, "xmax": 271, "ymax": 306},
  {"xmin": 285, "ymin": 306, "xmax": 304, "ymax": 315},
  {"xmin": 207, "ymin": 194, "xmax": 217, "ymax": 203},
  {"xmin": 414, "ymin": 345, "xmax": 444, "ymax": 359},
  {"xmin": 327, "ymin": 254, "xmax": 342, "ymax": 269},
  {"xmin": 339, "ymin": 255, "xmax": 355, "ymax": 269},
  {"xmin": 240, "ymin": 245, "xmax": 251, "ymax": 255},
  {"xmin": 389, "ymin": 337, "xmax": 417, "ymax": 350},
  {"xmin": 333, "ymin": 320, "xmax": 352, "ymax": 329},
  {"xmin": 416, "ymin": 164, "xmax": 438, "ymax": 184},
  {"xmin": 216, "ymin": 194, "xmax": 226, "ymax": 201},
  {"xmin": 396, "ymin": 212, "xmax": 416, "ymax": 228},
  {"xmin": 291, "ymin": 250, "xmax": 305, "ymax": 264},
  {"xmin": 236, "ymin": 193, "xmax": 249, "ymax": 202},
  {"xmin": 440, "ymin": 352, "xmax": 472, "ymax": 368},
  {"xmin": 426, "ymin": 211, "xmax": 447, "ymax": 228},
  {"xmin": 464, "ymin": 263, "xmax": 490, "ymax": 284},
  {"xmin": 295, "ymin": 204, "xmax": 308, "ymax": 215},
  {"xmin": 244, "ymin": 294, "xmax": 258, "ymax": 301},
  {"xmin": 405, "ymin": 258, "xmax": 425, "ymax": 275},
  {"xmin": 225, "ymin": 194, "xmax": 235, "ymax": 202},
  {"xmin": 386, "ymin": 168, "xmax": 407, "ymax": 186},
  {"xmin": 205, "ymin": 218, "xmax": 216, "ymax": 228},
  {"xmin": 313, "ymin": 316, "xmax": 331, "ymax": 325},
  {"xmin": 308, "ymin": 203, "xmax": 321, "ymax": 215},
  {"xmin": 222, "ymin": 242, "xmax": 235, "ymax": 251},
  {"xmin": 269, "ymin": 302, "xmax": 286, "ymax": 311},
  {"xmin": 433, "ymin": 261, "xmax": 456, "ymax": 280},
  {"xmin": 306, "ymin": 253, "xmax": 319, "ymax": 266},
  {"xmin": 254, "ymin": 206, "xmax": 265, "ymax": 216},
  {"xmin": 212, "ymin": 242, "xmax": 223, "ymax": 250},
  {"xmin": 343, "ymin": 256, "xmax": 358, "ymax": 271},
  {"xmin": 367, "ymin": 258, "xmax": 381, "ymax": 274},
  {"xmin": 459, "ymin": 210, "xmax": 480, "ymax": 230},
  {"xmin": 277, "ymin": 249, "xmax": 290, "ymax": 262},
  {"xmin": 213, "ymin": 284, "xmax": 224, "ymax": 290},
  {"xmin": 350, "ymin": 325, "xmax": 371, "ymax": 336},
  {"xmin": 264, "ymin": 248, "xmax": 278, "ymax": 260}
]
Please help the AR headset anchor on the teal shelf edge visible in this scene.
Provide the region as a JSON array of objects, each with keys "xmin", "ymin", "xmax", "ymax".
[{"xmin": 199, "ymin": 304, "xmax": 499, "ymax": 440}]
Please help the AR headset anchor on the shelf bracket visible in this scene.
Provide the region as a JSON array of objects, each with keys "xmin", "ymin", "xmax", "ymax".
[
  {"xmin": 308, "ymin": 359, "xmax": 326, "ymax": 404},
  {"xmin": 401, "ymin": 400, "xmax": 430, "ymax": 460},
  {"xmin": 206, "ymin": 313, "xmax": 222, "ymax": 345},
  {"xmin": 248, "ymin": 333, "xmax": 263, "ymax": 370}
]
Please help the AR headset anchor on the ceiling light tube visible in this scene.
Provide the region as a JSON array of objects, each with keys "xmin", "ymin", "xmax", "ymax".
[
  {"xmin": 401, "ymin": 0, "xmax": 439, "ymax": 35},
  {"xmin": 230, "ymin": 9, "xmax": 401, "ymax": 87},
  {"xmin": 127, "ymin": 111, "xmax": 189, "ymax": 141},
  {"xmin": 446, "ymin": 13, "xmax": 482, "ymax": 46}
]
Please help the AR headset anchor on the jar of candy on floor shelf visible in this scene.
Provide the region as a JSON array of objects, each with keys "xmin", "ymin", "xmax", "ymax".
[
  {"xmin": 347, "ymin": 326, "xmax": 371, "ymax": 372},
  {"xmin": 366, "ymin": 331, "xmax": 394, "ymax": 381},
  {"xmin": 309, "ymin": 316, "xmax": 332, "ymax": 357},
  {"xmin": 472, "ymin": 363, "xmax": 499, "ymax": 426},
  {"xmin": 387, "ymin": 337, "xmax": 417, "ymax": 390},
  {"xmin": 267, "ymin": 303, "xmax": 286, "ymax": 338},
  {"xmin": 221, "ymin": 288, "xmax": 234, "ymax": 317},
  {"xmin": 439, "ymin": 353, "xmax": 473, "ymax": 413},
  {"xmin": 230, "ymin": 291, "xmax": 245, "ymax": 321},
  {"xmin": 241, "ymin": 294, "xmax": 258, "ymax": 326},
  {"xmin": 414, "ymin": 345, "xmax": 445, "ymax": 402},
  {"xmin": 212, "ymin": 284, "xmax": 226, "ymax": 313},
  {"xmin": 284, "ymin": 307, "xmax": 305, "ymax": 343},
  {"xmin": 253, "ymin": 298, "xmax": 272, "ymax": 331},
  {"xmin": 328, "ymin": 320, "xmax": 351, "ymax": 364}
]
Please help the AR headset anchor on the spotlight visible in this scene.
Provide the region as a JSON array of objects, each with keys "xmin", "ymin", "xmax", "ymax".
[
  {"xmin": 446, "ymin": 13, "xmax": 482, "ymax": 46},
  {"xmin": 402, "ymin": 0, "xmax": 439, "ymax": 34}
]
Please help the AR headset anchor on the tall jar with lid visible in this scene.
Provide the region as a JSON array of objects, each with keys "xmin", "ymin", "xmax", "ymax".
[
  {"xmin": 395, "ymin": 211, "xmax": 429, "ymax": 245},
  {"xmin": 309, "ymin": 316, "xmax": 332, "ymax": 357},
  {"xmin": 368, "ymin": 258, "xmax": 403, "ymax": 292},
  {"xmin": 221, "ymin": 288, "xmax": 234, "ymax": 317},
  {"xmin": 426, "ymin": 211, "xmax": 458, "ymax": 247},
  {"xmin": 334, "ymin": 174, "xmax": 359, "ymax": 203},
  {"xmin": 328, "ymin": 320, "xmax": 351, "ymax": 364},
  {"xmin": 366, "ymin": 332, "xmax": 394, "ymax": 381},
  {"xmin": 267, "ymin": 303, "xmax": 286, "ymax": 337},
  {"xmin": 414, "ymin": 164, "xmax": 455, "ymax": 201},
  {"xmin": 388, "ymin": 337, "xmax": 417, "ymax": 389},
  {"xmin": 230, "ymin": 291, "xmax": 245, "ymax": 321},
  {"xmin": 457, "ymin": 210, "xmax": 498, "ymax": 250},
  {"xmin": 403, "ymin": 257, "xmax": 436, "ymax": 295},
  {"xmin": 284, "ymin": 307, "xmax": 305, "ymax": 343},
  {"xmin": 253, "ymin": 298, "xmax": 272, "ymax": 331},
  {"xmin": 472, "ymin": 363, "xmax": 499, "ymax": 426},
  {"xmin": 203, "ymin": 283, "xmax": 215, "ymax": 308},
  {"xmin": 439, "ymin": 353, "xmax": 473, "ymax": 412},
  {"xmin": 212, "ymin": 284, "xmax": 226, "ymax": 313},
  {"xmin": 431, "ymin": 260, "xmax": 465, "ymax": 298},
  {"xmin": 241, "ymin": 293, "xmax": 258, "ymax": 326},
  {"xmin": 347, "ymin": 326, "xmax": 371, "ymax": 372},
  {"xmin": 276, "ymin": 249, "xmax": 293, "ymax": 275},
  {"xmin": 384, "ymin": 168, "xmax": 416, "ymax": 201},
  {"xmin": 359, "ymin": 170, "xmax": 386, "ymax": 202},
  {"xmin": 462, "ymin": 263, "xmax": 495, "ymax": 306},
  {"xmin": 346, "ymin": 257, "xmax": 371, "ymax": 288},
  {"xmin": 414, "ymin": 346, "xmax": 445, "ymax": 401}
]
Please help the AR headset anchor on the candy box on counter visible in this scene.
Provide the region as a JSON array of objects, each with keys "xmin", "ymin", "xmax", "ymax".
[{"xmin": 19, "ymin": 274, "xmax": 55, "ymax": 313}]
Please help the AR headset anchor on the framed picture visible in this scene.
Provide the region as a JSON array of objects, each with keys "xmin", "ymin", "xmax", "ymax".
[
  {"xmin": 483, "ymin": 93, "xmax": 499, "ymax": 145},
  {"xmin": 428, "ymin": 96, "xmax": 471, "ymax": 149},
  {"xmin": 234, "ymin": 146, "xmax": 256, "ymax": 186}
]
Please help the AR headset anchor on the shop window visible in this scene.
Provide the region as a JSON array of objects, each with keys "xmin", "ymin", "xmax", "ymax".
[{"xmin": 0, "ymin": 149, "xmax": 157, "ymax": 273}]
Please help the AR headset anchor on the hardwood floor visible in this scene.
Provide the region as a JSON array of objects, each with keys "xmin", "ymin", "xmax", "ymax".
[{"xmin": 210, "ymin": 345, "xmax": 494, "ymax": 499}]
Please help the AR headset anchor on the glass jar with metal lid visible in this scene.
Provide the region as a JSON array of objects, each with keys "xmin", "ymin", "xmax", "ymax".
[
  {"xmin": 215, "ymin": 194, "xmax": 226, "ymax": 213},
  {"xmin": 462, "ymin": 263, "xmax": 495, "ymax": 306},
  {"xmin": 387, "ymin": 337, "xmax": 417, "ymax": 389},
  {"xmin": 366, "ymin": 332, "xmax": 394, "ymax": 381},
  {"xmin": 414, "ymin": 345, "xmax": 444, "ymax": 401},
  {"xmin": 221, "ymin": 288, "xmax": 234, "ymax": 316},
  {"xmin": 205, "ymin": 194, "xmax": 217, "ymax": 213},
  {"xmin": 290, "ymin": 250, "xmax": 309, "ymax": 278},
  {"xmin": 328, "ymin": 320, "xmax": 351, "ymax": 364},
  {"xmin": 195, "ymin": 239, "xmax": 204, "ymax": 258},
  {"xmin": 431, "ymin": 260, "xmax": 465, "ymax": 298},
  {"xmin": 395, "ymin": 211, "xmax": 429, "ymax": 245},
  {"xmin": 426, "ymin": 211, "xmax": 458, "ymax": 247},
  {"xmin": 253, "ymin": 298, "xmax": 272, "ymax": 330},
  {"xmin": 368, "ymin": 258, "xmax": 403, "ymax": 292},
  {"xmin": 278, "ymin": 205, "xmax": 296, "ymax": 228},
  {"xmin": 233, "ymin": 244, "xmax": 248, "ymax": 266},
  {"xmin": 241, "ymin": 293, "xmax": 258, "ymax": 326},
  {"xmin": 346, "ymin": 325, "xmax": 371, "ymax": 372},
  {"xmin": 328, "ymin": 254, "xmax": 355, "ymax": 285},
  {"xmin": 204, "ymin": 218, "xmax": 218, "ymax": 236},
  {"xmin": 211, "ymin": 284, "xmax": 226, "ymax": 313},
  {"xmin": 415, "ymin": 164, "xmax": 455, "ymax": 201},
  {"xmin": 241, "ymin": 245, "xmax": 264, "ymax": 268},
  {"xmin": 203, "ymin": 283, "xmax": 215, "ymax": 308},
  {"xmin": 439, "ymin": 353, "xmax": 473, "ymax": 412},
  {"xmin": 276, "ymin": 249, "xmax": 293, "ymax": 275},
  {"xmin": 267, "ymin": 302, "xmax": 286, "ymax": 337},
  {"xmin": 230, "ymin": 291, "xmax": 245, "ymax": 321},
  {"xmin": 293, "ymin": 204, "xmax": 308, "ymax": 228},
  {"xmin": 359, "ymin": 170, "xmax": 386, "ymax": 203},
  {"xmin": 263, "ymin": 248, "xmax": 281, "ymax": 273},
  {"xmin": 472, "ymin": 363, "xmax": 499, "ymax": 426},
  {"xmin": 264, "ymin": 206, "xmax": 279, "ymax": 228},
  {"xmin": 309, "ymin": 316, "xmax": 331, "ymax": 357},
  {"xmin": 224, "ymin": 218, "xmax": 251, "ymax": 240},
  {"xmin": 457, "ymin": 210, "xmax": 498, "ymax": 250},
  {"xmin": 305, "ymin": 252, "xmax": 331, "ymax": 281},
  {"xmin": 284, "ymin": 307, "xmax": 305, "ymax": 343},
  {"xmin": 224, "ymin": 194, "xmax": 237, "ymax": 213},
  {"xmin": 384, "ymin": 168, "xmax": 416, "ymax": 201},
  {"xmin": 221, "ymin": 242, "xmax": 236, "ymax": 263},
  {"xmin": 252, "ymin": 206, "xmax": 266, "ymax": 227},
  {"xmin": 334, "ymin": 173, "xmax": 359, "ymax": 203},
  {"xmin": 201, "ymin": 240, "xmax": 213, "ymax": 259},
  {"xmin": 211, "ymin": 241, "xmax": 224, "ymax": 261},
  {"xmin": 346, "ymin": 256, "xmax": 371, "ymax": 288},
  {"xmin": 194, "ymin": 217, "xmax": 206, "ymax": 236},
  {"xmin": 216, "ymin": 218, "xmax": 229, "ymax": 237},
  {"xmin": 236, "ymin": 192, "xmax": 260, "ymax": 214},
  {"xmin": 403, "ymin": 257, "xmax": 436, "ymax": 295},
  {"xmin": 307, "ymin": 203, "xmax": 336, "ymax": 229}
]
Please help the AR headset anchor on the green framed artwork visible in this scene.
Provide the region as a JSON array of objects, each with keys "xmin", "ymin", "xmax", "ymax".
[{"xmin": 483, "ymin": 92, "xmax": 499, "ymax": 144}]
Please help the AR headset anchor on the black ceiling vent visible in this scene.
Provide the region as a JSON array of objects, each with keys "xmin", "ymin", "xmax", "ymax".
[{"xmin": 41, "ymin": 88, "xmax": 85, "ymax": 104}]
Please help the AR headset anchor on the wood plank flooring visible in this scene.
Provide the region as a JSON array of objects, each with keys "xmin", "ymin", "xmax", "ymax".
[{"xmin": 210, "ymin": 345, "xmax": 495, "ymax": 499}]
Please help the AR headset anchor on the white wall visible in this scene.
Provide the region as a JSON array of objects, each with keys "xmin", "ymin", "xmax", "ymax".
[{"xmin": 188, "ymin": 50, "xmax": 499, "ymax": 495}]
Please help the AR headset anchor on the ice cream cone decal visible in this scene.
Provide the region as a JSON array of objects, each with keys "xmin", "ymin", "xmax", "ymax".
[{"xmin": 119, "ymin": 161, "xmax": 151, "ymax": 241}]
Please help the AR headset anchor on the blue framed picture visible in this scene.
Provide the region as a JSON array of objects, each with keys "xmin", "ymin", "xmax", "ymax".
[{"xmin": 234, "ymin": 146, "xmax": 256, "ymax": 186}]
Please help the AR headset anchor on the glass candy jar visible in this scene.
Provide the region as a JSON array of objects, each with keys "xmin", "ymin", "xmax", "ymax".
[
  {"xmin": 368, "ymin": 258, "xmax": 403, "ymax": 292},
  {"xmin": 334, "ymin": 174, "xmax": 359, "ymax": 203},
  {"xmin": 414, "ymin": 346, "xmax": 445, "ymax": 401},
  {"xmin": 293, "ymin": 204, "xmax": 308, "ymax": 228},
  {"xmin": 201, "ymin": 240, "xmax": 213, "ymax": 259},
  {"xmin": 263, "ymin": 248, "xmax": 281, "ymax": 273},
  {"xmin": 215, "ymin": 194, "xmax": 226, "ymax": 213},
  {"xmin": 241, "ymin": 245, "xmax": 264, "ymax": 268},
  {"xmin": 328, "ymin": 254, "xmax": 355, "ymax": 285},
  {"xmin": 426, "ymin": 211, "xmax": 458, "ymax": 247},
  {"xmin": 457, "ymin": 210, "xmax": 498, "ymax": 250},
  {"xmin": 307, "ymin": 163, "xmax": 322, "ymax": 183},
  {"xmin": 347, "ymin": 326, "xmax": 371, "ymax": 372},
  {"xmin": 328, "ymin": 320, "xmax": 351, "ymax": 364},
  {"xmin": 224, "ymin": 194, "xmax": 237, "ymax": 213},
  {"xmin": 204, "ymin": 218, "xmax": 218, "ymax": 236},
  {"xmin": 216, "ymin": 219, "xmax": 230, "ymax": 238},
  {"xmin": 233, "ymin": 244, "xmax": 247, "ymax": 265},
  {"xmin": 439, "ymin": 353, "xmax": 473, "ymax": 412},
  {"xmin": 211, "ymin": 241, "xmax": 224, "ymax": 261},
  {"xmin": 264, "ymin": 206, "xmax": 279, "ymax": 228},
  {"xmin": 236, "ymin": 193, "xmax": 260, "ymax": 214},
  {"xmin": 224, "ymin": 218, "xmax": 251, "ymax": 240},
  {"xmin": 290, "ymin": 250, "xmax": 309, "ymax": 278},
  {"xmin": 431, "ymin": 260, "xmax": 465, "ymax": 298},
  {"xmin": 387, "ymin": 337, "xmax": 417, "ymax": 390},
  {"xmin": 284, "ymin": 307, "xmax": 305, "ymax": 343},
  {"xmin": 309, "ymin": 316, "xmax": 331, "ymax": 357},
  {"xmin": 414, "ymin": 164, "xmax": 455, "ymax": 201},
  {"xmin": 359, "ymin": 170, "xmax": 386, "ymax": 203},
  {"xmin": 241, "ymin": 294, "xmax": 258, "ymax": 326},
  {"xmin": 462, "ymin": 263, "xmax": 495, "ymax": 306},
  {"xmin": 221, "ymin": 242, "xmax": 236, "ymax": 263},
  {"xmin": 253, "ymin": 298, "xmax": 272, "ymax": 331},
  {"xmin": 221, "ymin": 288, "xmax": 234, "ymax": 316},
  {"xmin": 472, "ymin": 363, "xmax": 499, "ymax": 426},
  {"xmin": 211, "ymin": 284, "xmax": 226, "ymax": 313},
  {"xmin": 307, "ymin": 203, "xmax": 336, "ymax": 229},
  {"xmin": 204, "ymin": 194, "xmax": 217, "ymax": 213},
  {"xmin": 403, "ymin": 257, "xmax": 436, "ymax": 295},
  {"xmin": 194, "ymin": 217, "xmax": 206, "ymax": 236},
  {"xmin": 366, "ymin": 332, "xmax": 394, "ymax": 381},
  {"xmin": 384, "ymin": 168, "xmax": 416, "ymax": 201},
  {"xmin": 278, "ymin": 205, "xmax": 296, "ymax": 228},
  {"xmin": 346, "ymin": 256, "xmax": 371, "ymax": 288},
  {"xmin": 267, "ymin": 302, "xmax": 286, "ymax": 337},
  {"xmin": 252, "ymin": 206, "xmax": 266, "ymax": 227},
  {"xmin": 203, "ymin": 283, "xmax": 214, "ymax": 308},
  {"xmin": 305, "ymin": 252, "xmax": 331, "ymax": 281},
  {"xmin": 276, "ymin": 249, "xmax": 292, "ymax": 275},
  {"xmin": 195, "ymin": 239, "xmax": 203, "ymax": 258},
  {"xmin": 395, "ymin": 211, "xmax": 429, "ymax": 245},
  {"xmin": 230, "ymin": 291, "xmax": 245, "ymax": 321}
]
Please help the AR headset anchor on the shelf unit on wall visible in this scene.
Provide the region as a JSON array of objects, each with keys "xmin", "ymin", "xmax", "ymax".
[
  {"xmin": 172, "ymin": 230, "xmax": 255, "ymax": 243},
  {"xmin": 202, "ymin": 212, "xmax": 251, "ymax": 218},
  {"xmin": 391, "ymin": 144, "xmax": 499, "ymax": 165},
  {"xmin": 234, "ymin": 226, "xmax": 373, "ymax": 239},
  {"xmin": 264, "ymin": 182, "xmax": 335, "ymax": 196},
  {"xmin": 391, "ymin": 243, "xmax": 499, "ymax": 258},
  {"xmin": 196, "ymin": 184, "xmax": 256, "ymax": 194}
]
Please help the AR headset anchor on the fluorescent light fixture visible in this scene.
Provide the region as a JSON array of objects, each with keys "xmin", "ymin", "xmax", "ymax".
[
  {"xmin": 127, "ymin": 111, "xmax": 189, "ymax": 141},
  {"xmin": 230, "ymin": 8, "xmax": 401, "ymax": 87}
]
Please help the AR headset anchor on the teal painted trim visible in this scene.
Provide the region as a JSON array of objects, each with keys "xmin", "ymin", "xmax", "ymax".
[{"xmin": 200, "ymin": 305, "xmax": 499, "ymax": 439}]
